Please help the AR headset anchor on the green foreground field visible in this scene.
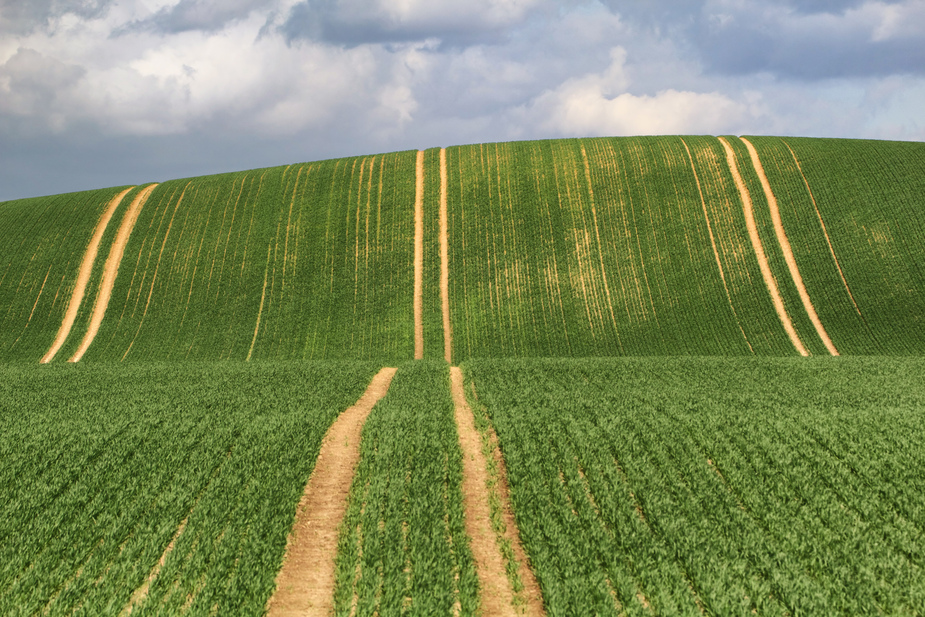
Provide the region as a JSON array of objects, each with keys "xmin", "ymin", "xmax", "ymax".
[{"xmin": 2, "ymin": 359, "xmax": 924, "ymax": 615}]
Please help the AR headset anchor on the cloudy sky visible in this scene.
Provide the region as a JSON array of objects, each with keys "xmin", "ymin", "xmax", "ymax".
[{"xmin": 2, "ymin": 0, "xmax": 924, "ymax": 200}]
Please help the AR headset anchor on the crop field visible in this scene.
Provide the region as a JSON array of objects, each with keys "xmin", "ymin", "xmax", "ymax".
[
  {"xmin": 461, "ymin": 357, "xmax": 925, "ymax": 615},
  {"xmin": 444, "ymin": 136, "xmax": 925, "ymax": 359},
  {"xmin": 1, "ymin": 135, "xmax": 924, "ymax": 615},
  {"xmin": 1, "ymin": 136, "xmax": 923, "ymax": 362},
  {"xmin": 334, "ymin": 361, "xmax": 479, "ymax": 615},
  {"xmin": 0, "ymin": 362, "xmax": 378, "ymax": 615},
  {"xmin": 0, "ymin": 186, "xmax": 133, "ymax": 361}
]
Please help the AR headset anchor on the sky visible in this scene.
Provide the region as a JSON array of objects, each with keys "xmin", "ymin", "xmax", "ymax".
[{"xmin": 1, "ymin": 0, "xmax": 924, "ymax": 200}]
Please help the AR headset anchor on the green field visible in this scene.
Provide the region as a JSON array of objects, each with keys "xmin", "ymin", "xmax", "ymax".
[
  {"xmin": 0, "ymin": 362, "xmax": 378, "ymax": 615},
  {"xmin": 1, "ymin": 135, "xmax": 924, "ymax": 615},
  {"xmin": 462, "ymin": 357, "xmax": 925, "ymax": 615}
]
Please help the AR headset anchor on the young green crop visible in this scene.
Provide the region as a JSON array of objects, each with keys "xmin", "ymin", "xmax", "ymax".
[
  {"xmin": 0, "ymin": 187, "xmax": 133, "ymax": 361},
  {"xmin": 334, "ymin": 361, "xmax": 479, "ymax": 615},
  {"xmin": 463, "ymin": 357, "xmax": 925, "ymax": 615},
  {"xmin": 0, "ymin": 361, "xmax": 379, "ymax": 616}
]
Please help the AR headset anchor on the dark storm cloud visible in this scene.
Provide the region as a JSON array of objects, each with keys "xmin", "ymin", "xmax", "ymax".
[
  {"xmin": 0, "ymin": 48, "xmax": 85, "ymax": 117},
  {"xmin": 0, "ymin": 0, "xmax": 114, "ymax": 34},
  {"xmin": 279, "ymin": 0, "xmax": 539, "ymax": 47},
  {"xmin": 119, "ymin": 0, "xmax": 275, "ymax": 34},
  {"xmin": 600, "ymin": 0, "xmax": 925, "ymax": 79}
]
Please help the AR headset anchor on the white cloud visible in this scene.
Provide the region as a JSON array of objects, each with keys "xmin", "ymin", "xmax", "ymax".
[
  {"xmin": 1, "ymin": 0, "xmax": 924, "ymax": 202},
  {"xmin": 527, "ymin": 46, "xmax": 755, "ymax": 136}
]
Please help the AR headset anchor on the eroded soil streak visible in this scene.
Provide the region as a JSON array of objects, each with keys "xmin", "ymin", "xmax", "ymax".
[
  {"xmin": 451, "ymin": 367, "xmax": 545, "ymax": 616},
  {"xmin": 40, "ymin": 187, "xmax": 134, "ymax": 363},
  {"xmin": 69, "ymin": 183, "xmax": 158, "ymax": 362},
  {"xmin": 267, "ymin": 367, "xmax": 397, "ymax": 617},
  {"xmin": 718, "ymin": 137, "xmax": 808, "ymax": 356}
]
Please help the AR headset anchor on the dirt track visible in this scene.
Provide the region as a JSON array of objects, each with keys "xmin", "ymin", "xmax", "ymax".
[
  {"xmin": 41, "ymin": 187, "xmax": 133, "ymax": 363},
  {"xmin": 782, "ymin": 139, "xmax": 863, "ymax": 318},
  {"xmin": 742, "ymin": 138, "xmax": 838, "ymax": 356},
  {"xmin": 69, "ymin": 184, "xmax": 158, "ymax": 362},
  {"xmin": 451, "ymin": 367, "xmax": 545, "ymax": 616},
  {"xmin": 414, "ymin": 150, "xmax": 424, "ymax": 359},
  {"xmin": 680, "ymin": 138, "xmax": 754, "ymax": 354},
  {"xmin": 440, "ymin": 148, "xmax": 452, "ymax": 363},
  {"xmin": 266, "ymin": 368, "xmax": 397, "ymax": 617},
  {"xmin": 718, "ymin": 138, "xmax": 808, "ymax": 356}
]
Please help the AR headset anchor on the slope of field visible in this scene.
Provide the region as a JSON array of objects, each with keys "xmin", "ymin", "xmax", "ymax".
[
  {"xmin": 462, "ymin": 357, "xmax": 925, "ymax": 615},
  {"xmin": 0, "ymin": 186, "xmax": 133, "ymax": 361},
  {"xmin": 748, "ymin": 136, "xmax": 925, "ymax": 354},
  {"xmin": 0, "ymin": 361, "xmax": 379, "ymax": 615},
  {"xmin": 1, "ymin": 136, "xmax": 923, "ymax": 363}
]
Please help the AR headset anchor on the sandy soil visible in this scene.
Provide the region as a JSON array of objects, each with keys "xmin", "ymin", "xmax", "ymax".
[
  {"xmin": 414, "ymin": 150, "xmax": 424, "ymax": 359},
  {"xmin": 451, "ymin": 367, "xmax": 545, "ymax": 617},
  {"xmin": 266, "ymin": 367, "xmax": 397, "ymax": 617},
  {"xmin": 68, "ymin": 184, "xmax": 157, "ymax": 362},
  {"xmin": 440, "ymin": 148, "xmax": 453, "ymax": 363},
  {"xmin": 718, "ymin": 138, "xmax": 808, "ymax": 356},
  {"xmin": 40, "ymin": 187, "xmax": 134, "ymax": 363},
  {"xmin": 742, "ymin": 138, "xmax": 838, "ymax": 356}
]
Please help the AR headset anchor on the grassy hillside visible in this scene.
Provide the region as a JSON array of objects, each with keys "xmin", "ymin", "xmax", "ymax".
[{"xmin": 1, "ymin": 136, "xmax": 923, "ymax": 362}]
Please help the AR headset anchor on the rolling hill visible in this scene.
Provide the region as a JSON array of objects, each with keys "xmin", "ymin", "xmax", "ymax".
[
  {"xmin": 3, "ymin": 135, "xmax": 925, "ymax": 616},
  {"xmin": 3, "ymin": 135, "xmax": 924, "ymax": 363}
]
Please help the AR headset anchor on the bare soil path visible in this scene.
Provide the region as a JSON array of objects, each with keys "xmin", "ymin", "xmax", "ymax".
[
  {"xmin": 120, "ymin": 516, "xmax": 188, "ymax": 615},
  {"xmin": 267, "ymin": 367, "xmax": 397, "ymax": 617},
  {"xmin": 40, "ymin": 187, "xmax": 134, "ymax": 363},
  {"xmin": 440, "ymin": 148, "xmax": 453, "ymax": 363},
  {"xmin": 69, "ymin": 184, "xmax": 158, "ymax": 362},
  {"xmin": 414, "ymin": 150, "xmax": 425, "ymax": 359},
  {"xmin": 742, "ymin": 138, "xmax": 838, "ymax": 356},
  {"xmin": 718, "ymin": 138, "xmax": 808, "ymax": 356},
  {"xmin": 451, "ymin": 367, "xmax": 545, "ymax": 617}
]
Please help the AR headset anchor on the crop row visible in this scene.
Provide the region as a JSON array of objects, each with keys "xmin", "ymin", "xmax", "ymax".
[
  {"xmin": 462, "ymin": 357, "xmax": 925, "ymax": 615},
  {"xmin": 0, "ymin": 362, "xmax": 379, "ymax": 615},
  {"xmin": 334, "ymin": 360, "xmax": 479, "ymax": 615}
]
